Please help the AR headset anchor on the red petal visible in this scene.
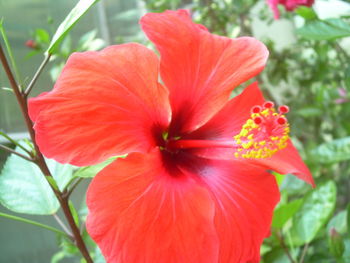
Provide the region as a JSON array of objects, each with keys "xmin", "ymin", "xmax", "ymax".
[
  {"xmin": 191, "ymin": 140, "xmax": 314, "ymax": 187},
  {"xmin": 141, "ymin": 10, "xmax": 268, "ymax": 135},
  {"xmin": 86, "ymin": 150, "xmax": 219, "ymax": 263},
  {"xmin": 186, "ymin": 82, "xmax": 264, "ymax": 140},
  {"xmin": 28, "ymin": 43, "xmax": 170, "ymax": 166},
  {"xmin": 252, "ymin": 140, "xmax": 315, "ymax": 187},
  {"xmin": 179, "ymin": 156, "xmax": 280, "ymax": 262}
]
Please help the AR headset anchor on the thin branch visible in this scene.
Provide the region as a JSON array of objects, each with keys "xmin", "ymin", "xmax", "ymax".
[
  {"xmin": 0, "ymin": 144, "xmax": 34, "ymax": 162},
  {"xmin": 0, "ymin": 131, "xmax": 33, "ymax": 156},
  {"xmin": 0, "ymin": 212, "xmax": 68, "ymax": 237},
  {"xmin": 0, "ymin": 44, "xmax": 46, "ymax": 170},
  {"xmin": 0, "ymin": 43, "xmax": 93, "ymax": 263},
  {"xmin": 0, "ymin": 19, "xmax": 22, "ymax": 89},
  {"xmin": 275, "ymin": 231, "xmax": 297, "ymax": 263},
  {"xmin": 299, "ymin": 243, "xmax": 309, "ymax": 263},
  {"xmin": 66, "ymin": 177, "xmax": 84, "ymax": 198},
  {"xmin": 24, "ymin": 54, "xmax": 51, "ymax": 97},
  {"xmin": 53, "ymin": 213, "xmax": 73, "ymax": 238}
]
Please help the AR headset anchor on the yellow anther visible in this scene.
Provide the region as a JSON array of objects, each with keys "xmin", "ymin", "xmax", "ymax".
[
  {"xmin": 233, "ymin": 103, "xmax": 290, "ymax": 160},
  {"xmin": 242, "ymin": 141, "xmax": 253, "ymax": 149},
  {"xmin": 240, "ymin": 129, "xmax": 248, "ymax": 137}
]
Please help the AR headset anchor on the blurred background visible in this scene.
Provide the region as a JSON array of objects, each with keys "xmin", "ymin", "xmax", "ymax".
[{"xmin": 0, "ymin": 0, "xmax": 350, "ymax": 262}]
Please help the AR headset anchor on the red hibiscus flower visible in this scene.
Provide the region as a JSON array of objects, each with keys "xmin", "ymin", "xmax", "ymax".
[
  {"xmin": 28, "ymin": 10, "xmax": 314, "ymax": 263},
  {"xmin": 267, "ymin": 0, "xmax": 315, "ymax": 19}
]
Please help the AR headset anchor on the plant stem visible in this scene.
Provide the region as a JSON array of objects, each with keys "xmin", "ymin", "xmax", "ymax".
[
  {"xmin": 299, "ymin": 243, "xmax": 309, "ymax": 263},
  {"xmin": 66, "ymin": 177, "xmax": 84, "ymax": 198},
  {"xmin": 0, "ymin": 44, "xmax": 93, "ymax": 263},
  {"xmin": 53, "ymin": 213, "xmax": 73, "ymax": 238},
  {"xmin": 0, "ymin": 19, "xmax": 22, "ymax": 89},
  {"xmin": 0, "ymin": 131, "xmax": 33, "ymax": 156},
  {"xmin": 275, "ymin": 230, "xmax": 297, "ymax": 263},
  {"xmin": 0, "ymin": 144, "xmax": 34, "ymax": 162},
  {"xmin": 24, "ymin": 54, "xmax": 51, "ymax": 97},
  {"xmin": 0, "ymin": 212, "xmax": 68, "ymax": 237}
]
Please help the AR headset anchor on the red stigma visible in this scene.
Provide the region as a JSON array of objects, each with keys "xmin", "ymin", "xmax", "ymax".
[
  {"xmin": 253, "ymin": 116, "xmax": 262, "ymax": 124},
  {"xmin": 263, "ymin": 101, "xmax": 274, "ymax": 108},
  {"xmin": 251, "ymin": 105, "xmax": 262, "ymax": 114},
  {"xmin": 278, "ymin": 105, "xmax": 289, "ymax": 114},
  {"xmin": 277, "ymin": 117, "xmax": 287, "ymax": 125}
]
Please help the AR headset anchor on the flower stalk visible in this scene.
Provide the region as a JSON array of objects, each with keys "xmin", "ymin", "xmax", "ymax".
[
  {"xmin": 24, "ymin": 53, "xmax": 51, "ymax": 98},
  {"xmin": 0, "ymin": 44, "xmax": 93, "ymax": 263},
  {"xmin": 168, "ymin": 139, "xmax": 236, "ymax": 150},
  {"xmin": 0, "ymin": 144, "xmax": 34, "ymax": 162}
]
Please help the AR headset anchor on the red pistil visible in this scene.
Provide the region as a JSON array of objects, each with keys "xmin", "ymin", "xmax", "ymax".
[
  {"xmin": 253, "ymin": 116, "xmax": 262, "ymax": 124},
  {"xmin": 251, "ymin": 105, "xmax": 262, "ymax": 114},
  {"xmin": 277, "ymin": 117, "xmax": 287, "ymax": 125},
  {"xmin": 167, "ymin": 139, "xmax": 236, "ymax": 150},
  {"xmin": 263, "ymin": 101, "xmax": 274, "ymax": 108},
  {"xmin": 278, "ymin": 105, "xmax": 289, "ymax": 114}
]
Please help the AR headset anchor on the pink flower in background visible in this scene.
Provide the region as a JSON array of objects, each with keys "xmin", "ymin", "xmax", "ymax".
[
  {"xmin": 335, "ymin": 88, "xmax": 349, "ymax": 104},
  {"xmin": 25, "ymin": 39, "xmax": 38, "ymax": 49},
  {"xmin": 268, "ymin": 0, "xmax": 315, "ymax": 19}
]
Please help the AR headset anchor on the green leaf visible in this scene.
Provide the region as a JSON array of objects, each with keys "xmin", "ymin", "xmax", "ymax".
[
  {"xmin": 296, "ymin": 107, "xmax": 323, "ymax": 118},
  {"xmin": 347, "ymin": 204, "xmax": 350, "ymax": 234},
  {"xmin": 273, "ymin": 172, "xmax": 285, "ymax": 186},
  {"xmin": 60, "ymin": 35, "xmax": 72, "ymax": 57},
  {"xmin": 343, "ymin": 238, "xmax": 350, "ymax": 262},
  {"xmin": 272, "ymin": 199, "xmax": 303, "ymax": 229},
  {"xmin": 295, "ymin": 6, "xmax": 317, "ymax": 20},
  {"xmin": 0, "ymin": 212, "xmax": 67, "ymax": 237},
  {"xmin": 113, "ymin": 9, "xmax": 140, "ymax": 21},
  {"xmin": 77, "ymin": 29, "xmax": 97, "ymax": 49},
  {"xmin": 0, "ymin": 87, "xmax": 13, "ymax": 93},
  {"xmin": 327, "ymin": 210, "xmax": 348, "ymax": 235},
  {"xmin": 47, "ymin": 0, "xmax": 100, "ymax": 54},
  {"xmin": 50, "ymin": 63, "xmax": 65, "ymax": 82},
  {"xmin": 74, "ymin": 156, "xmax": 122, "ymax": 178},
  {"xmin": 311, "ymin": 137, "xmax": 350, "ymax": 164},
  {"xmin": 68, "ymin": 200, "xmax": 80, "ymax": 227},
  {"xmin": 280, "ymin": 174, "xmax": 310, "ymax": 196},
  {"xmin": 289, "ymin": 181, "xmax": 336, "ymax": 245},
  {"xmin": 297, "ymin": 19, "xmax": 350, "ymax": 40},
  {"xmin": 328, "ymin": 228, "xmax": 345, "ymax": 259},
  {"xmin": 79, "ymin": 197, "xmax": 88, "ymax": 223},
  {"xmin": 0, "ymin": 146, "xmax": 74, "ymax": 215},
  {"xmin": 51, "ymin": 251, "xmax": 66, "ymax": 263},
  {"xmin": 345, "ymin": 66, "xmax": 350, "ymax": 90},
  {"xmin": 264, "ymin": 248, "xmax": 300, "ymax": 263},
  {"xmin": 35, "ymin": 28, "xmax": 50, "ymax": 44},
  {"xmin": 94, "ymin": 246, "xmax": 106, "ymax": 263}
]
